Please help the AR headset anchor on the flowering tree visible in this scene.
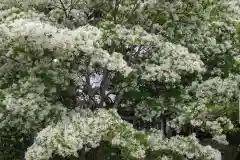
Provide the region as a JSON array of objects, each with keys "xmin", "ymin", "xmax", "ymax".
[{"xmin": 0, "ymin": 0, "xmax": 240, "ymax": 159}]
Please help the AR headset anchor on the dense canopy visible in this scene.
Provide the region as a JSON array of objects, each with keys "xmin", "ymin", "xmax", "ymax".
[{"xmin": 1, "ymin": 0, "xmax": 240, "ymax": 159}]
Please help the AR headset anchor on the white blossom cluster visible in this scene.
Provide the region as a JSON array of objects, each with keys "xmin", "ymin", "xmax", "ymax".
[
  {"xmin": 100, "ymin": 21, "xmax": 205, "ymax": 83},
  {"xmin": 195, "ymin": 75, "xmax": 240, "ymax": 105},
  {"xmin": 26, "ymin": 108, "xmax": 218, "ymax": 160},
  {"xmin": 0, "ymin": 17, "xmax": 132, "ymax": 76},
  {"xmin": 148, "ymin": 131, "xmax": 218, "ymax": 160},
  {"xmin": 170, "ymin": 102, "xmax": 234, "ymax": 145},
  {"xmin": 25, "ymin": 109, "xmax": 117, "ymax": 160},
  {"xmin": 167, "ymin": 74, "xmax": 239, "ymax": 141},
  {"xmin": 0, "ymin": 76, "xmax": 66, "ymax": 134},
  {"xmin": 25, "ymin": 108, "xmax": 147, "ymax": 159},
  {"xmin": 142, "ymin": 42, "xmax": 205, "ymax": 83}
]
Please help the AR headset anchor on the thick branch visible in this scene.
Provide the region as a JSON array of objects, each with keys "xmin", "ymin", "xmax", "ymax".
[{"xmin": 99, "ymin": 68, "xmax": 109, "ymax": 108}]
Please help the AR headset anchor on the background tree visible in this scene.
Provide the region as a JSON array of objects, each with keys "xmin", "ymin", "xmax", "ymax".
[{"xmin": 1, "ymin": 0, "xmax": 240, "ymax": 159}]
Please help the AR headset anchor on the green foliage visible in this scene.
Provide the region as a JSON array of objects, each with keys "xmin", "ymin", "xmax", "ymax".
[{"xmin": 0, "ymin": 0, "xmax": 240, "ymax": 159}]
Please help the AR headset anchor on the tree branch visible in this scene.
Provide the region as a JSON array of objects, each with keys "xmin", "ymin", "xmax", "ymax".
[
  {"xmin": 67, "ymin": 0, "xmax": 80, "ymax": 16},
  {"xmin": 113, "ymin": 92, "xmax": 123, "ymax": 108},
  {"xmin": 0, "ymin": 54, "xmax": 29, "ymax": 67},
  {"xmin": 99, "ymin": 68, "xmax": 109, "ymax": 108},
  {"xmin": 113, "ymin": 0, "xmax": 120, "ymax": 24},
  {"xmin": 59, "ymin": 0, "xmax": 69, "ymax": 18}
]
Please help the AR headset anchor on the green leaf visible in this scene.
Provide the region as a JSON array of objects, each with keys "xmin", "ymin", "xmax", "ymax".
[
  {"xmin": 207, "ymin": 105, "xmax": 216, "ymax": 111},
  {"xmin": 134, "ymin": 132, "xmax": 148, "ymax": 147},
  {"xmin": 236, "ymin": 22, "xmax": 240, "ymax": 35}
]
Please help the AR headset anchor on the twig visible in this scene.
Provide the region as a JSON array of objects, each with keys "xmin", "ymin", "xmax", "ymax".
[
  {"xmin": 67, "ymin": 0, "xmax": 80, "ymax": 16},
  {"xmin": 126, "ymin": 0, "xmax": 140, "ymax": 23},
  {"xmin": 59, "ymin": 0, "xmax": 69, "ymax": 18},
  {"xmin": 113, "ymin": 0, "xmax": 120, "ymax": 24},
  {"xmin": 0, "ymin": 54, "xmax": 30, "ymax": 67}
]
